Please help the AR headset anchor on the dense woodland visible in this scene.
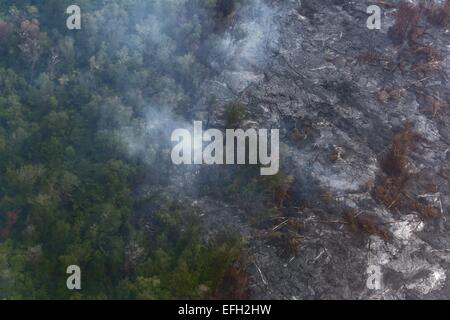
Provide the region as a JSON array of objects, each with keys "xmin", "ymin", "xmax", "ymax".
[{"xmin": 0, "ymin": 0, "xmax": 247, "ymax": 299}]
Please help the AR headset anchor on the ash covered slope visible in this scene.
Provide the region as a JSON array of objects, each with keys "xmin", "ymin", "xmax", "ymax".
[{"xmin": 196, "ymin": 0, "xmax": 450, "ymax": 299}]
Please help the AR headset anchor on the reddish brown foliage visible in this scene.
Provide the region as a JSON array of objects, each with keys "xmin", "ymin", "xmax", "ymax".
[
  {"xmin": 213, "ymin": 260, "xmax": 250, "ymax": 300},
  {"xmin": 19, "ymin": 19, "xmax": 42, "ymax": 71},
  {"xmin": 356, "ymin": 52, "xmax": 387, "ymax": 66},
  {"xmin": 413, "ymin": 44, "xmax": 442, "ymax": 63},
  {"xmin": 423, "ymin": 96, "xmax": 449, "ymax": 116},
  {"xmin": 426, "ymin": 0, "xmax": 450, "ymax": 26},
  {"xmin": 0, "ymin": 211, "xmax": 19, "ymax": 240},
  {"xmin": 375, "ymin": 126, "xmax": 418, "ymax": 207},
  {"xmin": 391, "ymin": 1, "xmax": 450, "ymax": 45},
  {"xmin": 375, "ymin": 126, "xmax": 441, "ymax": 220},
  {"xmin": 390, "ymin": 3, "xmax": 421, "ymax": 45},
  {"xmin": 377, "ymin": 88, "xmax": 405, "ymax": 104},
  {"xmin": 388, "ymin": 2, "xmax": 447, "ymax": 76},
  {"xmin": 274, "ymin": 177, "xmax": 294, "ymax": 208},
  {"xmin": 0, "ymin": 20, "xmax": 10, "ymax": 45},
  {"xmin": 20, "ymin": 19, "xmax": 40, "ymax": 38},
  {"xmin": 380, "ymin": 125, "xmax": 418, "ymax": 177},
  {"xmin": 411, "ymin": 201, "xmax": 442, "ymax": 219},
  {"xmin": 410, "ymin": 43, "xmax": 443, "ymax": 73},
  {"xmin": 344, "ymin": 209, "xmax": 391, "ymax": 241},
  {"xmin": 375, "ymin": 176, "xmax": 406, "ymax": 208}
]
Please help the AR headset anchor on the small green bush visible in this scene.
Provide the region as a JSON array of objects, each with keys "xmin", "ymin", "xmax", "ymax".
[{"xmin": 224, "ymin": 101, "xmax": 246, "ymax": 128}]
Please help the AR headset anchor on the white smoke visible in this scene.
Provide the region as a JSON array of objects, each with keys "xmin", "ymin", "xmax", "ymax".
[
  {"xmin": 209, "ymin": 0, "xmax": 280, "ymax": 92},
  {"xmin": 91, "ymin": 0, "xmax": 282, "ymax": 182},
  {"xmin": 217, "ymin": 0, "xmax": 280, "ymax": 70}
]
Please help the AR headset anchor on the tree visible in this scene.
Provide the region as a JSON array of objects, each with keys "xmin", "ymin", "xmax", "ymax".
[
  {"xmin": 0, "ymin": 0, "xmax": 247, "ymax": 300},
  {"xmin": 0, "ymin": 20, "xmax": 9, "ymax": 45},
  {"xmin": 19, "ymin": 19, "xmax": 42, "ymax": 74},
  {"xmin": 0, "ymin": 211, "xmax": 18, "ymax": 240}
]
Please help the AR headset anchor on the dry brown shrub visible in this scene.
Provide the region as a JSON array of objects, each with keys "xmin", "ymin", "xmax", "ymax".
[
  {"xmin": 343, "ymin": 209, "xmax": 391, "ymax": 241},
  {"xmin": 377, "ymin": 88, "xmax": 405, "ymax": 104},
  {"xmin": 423, "ymin": 96, "xmax": 449, "ymax": 116},
  {"xmin": 213, "ymin": 259, "xmax": 250, "ymax": 300},
  {"xmin": 390, "ymin": 2, "xmax": 421, "ymax": 44},
  {"xmin": 426, "ymin": 0, "xmax": 450, "ymax": 27}
]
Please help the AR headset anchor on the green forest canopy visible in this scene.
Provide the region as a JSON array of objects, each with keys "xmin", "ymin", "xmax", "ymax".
[{"xmin": 0, "ymin": 0, "xmax": 246, "ymax": 299}]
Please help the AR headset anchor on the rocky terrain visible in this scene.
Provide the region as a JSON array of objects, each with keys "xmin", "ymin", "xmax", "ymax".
[{"xmin": 189, "ymin": 0, "xmax": 450, "ymax": 299}]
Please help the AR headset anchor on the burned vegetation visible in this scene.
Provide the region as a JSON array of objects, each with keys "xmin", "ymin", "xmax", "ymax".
[
  {"xmin": 390, "ymin": 1, "xmax": 448, "ymax": 75},
  {"xmin": 343, "ymin": 209, "xmax": 391, "ymax": 241},
  {"xmin": 368, "ymin": 1, "xmax": 448, "ymax": 220},
  {"xmin": 374, "ymin": 125, "xmax": 442, "ymax": 220},
  {"xmin": 353, "ymin": 1, "xmax": 448, "ymax": 223},
  {"xmin": 256, "ymin": 174, "xmax": 305, "ymax": 259},
  {"xmin": 390, "ymin": 0, "xmax": 450, "ymax": 43},
  {"xmin": 358, "ymin": 1, "xmax": 449, "ymax": 81}
]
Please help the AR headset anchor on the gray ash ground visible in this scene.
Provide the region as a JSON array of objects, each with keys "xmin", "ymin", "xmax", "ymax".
[{"xmin": 189, "ymin": 0, "xmax": 450, "ymax": 299}]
